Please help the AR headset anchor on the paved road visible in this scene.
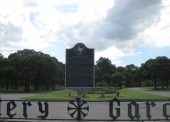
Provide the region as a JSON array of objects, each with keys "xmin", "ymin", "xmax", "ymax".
[
  {"xmin": 129, "ymin": 87, "xmax": 170, "ymax": 97},
  {"xmin": 0, "ymin": 93, "xmax": 39, "ymax": 100}
]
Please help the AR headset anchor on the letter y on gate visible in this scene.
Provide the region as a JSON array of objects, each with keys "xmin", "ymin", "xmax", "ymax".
[{"xmin": 37, "ymin": 101, "xmax": 48, "ymax": 119}]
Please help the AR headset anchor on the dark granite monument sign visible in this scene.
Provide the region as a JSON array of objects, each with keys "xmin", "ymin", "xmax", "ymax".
[{"xmin": 65, "ymin": 43, "xmax": 94, "ymax": 87}]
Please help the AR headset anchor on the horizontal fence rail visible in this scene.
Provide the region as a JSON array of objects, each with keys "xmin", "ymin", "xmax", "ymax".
[{"xmin": 0, "ymin": 97, "xmax": 170, "ymax": 121}]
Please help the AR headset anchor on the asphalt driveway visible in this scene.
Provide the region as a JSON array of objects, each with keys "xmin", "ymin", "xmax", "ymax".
[
  {"xmin": 129, "ymin": 87, "xmax": 170, "ymax": 97},
  {"xmin": 0, "ymin": 93, "xmax": 40, "ymax": 100}
]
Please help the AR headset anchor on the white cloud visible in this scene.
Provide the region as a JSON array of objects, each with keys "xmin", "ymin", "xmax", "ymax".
[
  {"xmin": 60, "ymin": 0, "xmax": 163, "ymax": 51},
  {"xmin": 58, "ymin": 0, "xmax": 165, "ymax": 65},
  {"xmin": 0, "ymin": 0, "xmax": 58, "ymax": 53},
  {"xmin": 95, "ymin": 46, "xmax": 129, "ymax": 65},
  {"xmin": 0, "ymin": 0, "xmax": 170, "ymax": 65},
  {"xmin": 0, "ymin": 22, "xmax": 22, "ymax": 50},
  {"xmin": 0, "ymin": 0, "xmax": 114, "ymax": 51},
  {"xmin": 142, "ymin": 0, "xmax": 170, "ymax": 47}
]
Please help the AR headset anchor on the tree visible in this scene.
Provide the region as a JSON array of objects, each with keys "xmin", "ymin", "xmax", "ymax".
[
  {"xmin": 0, "ymin": 53, "xmax": 3, "ymax": 59},
  {"xmin": 95, "ymin": 57, "xmax": 116, "ymax": 86},
  {"xmin": 124, "ymin": 64, "xmax": 138, "ymax": 87},
  {"xmin": 141, "ymin": 56, "xmax": 170, "ymax": 89},
  {"xmin": 112, "ymin": 72, "xmax": 124, "ymax": 88},
  {"xmin": 141, "ymin": 59, "xmax": 158, "ymax": 89},
  {"xmin": 155, "ymin": 56, "xmax": 169, "ymax": 89},
  {"xmin": 0, "ymin": 57, "xmax": 15, "ymax": 90},
  {"xmin": 7, "ymin": 49, "xmax": 65, "ymax": 92},
  {"xmin": 167, "ymin": 58, "xmax": 170, "ymax": 88}
]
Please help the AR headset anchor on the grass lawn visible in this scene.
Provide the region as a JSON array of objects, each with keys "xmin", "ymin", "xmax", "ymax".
[
  {"xmin": 23, "ymin": 88, "xmax": 169, "ymax": 101},
  {"xmin": 22, "ymin": 89, "xmax": 77, "ymax": 101},
  {"xmin": 118, "ymin": 88, "xmax": 169, "ymax": 100},
  {"xmin": 0, "ymin": 87, "xmax": 25, "ymax": 93}
]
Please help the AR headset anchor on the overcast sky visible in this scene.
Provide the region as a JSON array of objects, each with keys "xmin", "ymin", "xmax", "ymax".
[{"xmin": 0, "ymin": 0, "xmax": 170, "ymax": 66}]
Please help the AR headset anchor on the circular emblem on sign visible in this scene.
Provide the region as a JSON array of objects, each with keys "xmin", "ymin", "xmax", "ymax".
[
  {"xmin": 67, "ymin": 97, "xmax": 89, "ymax": 120},
  {"xmin": 74, "ymin": 43, "xmax": 86, "ymax": 55}
]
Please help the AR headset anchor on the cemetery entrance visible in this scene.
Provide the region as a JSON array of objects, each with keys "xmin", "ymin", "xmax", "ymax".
[
  {"xmin": 0, "ymin": 98, "xmax": 170, "ymax": 121},
  {"xmin": 1, "ymin": 43, "xmax": 170, "ymax": 121}
]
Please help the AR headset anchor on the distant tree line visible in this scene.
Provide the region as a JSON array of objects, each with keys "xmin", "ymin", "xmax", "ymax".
[
  {"xmin": 0, "ymin": 49, "xmax": 64, "ymax": 92},
  {"xmin": 0, "ymin": 49, "xmax": 170, "ymax": 92},
  {"xmin": 95, "ymin": 56, "xmax": 170, "ymax": 89}
]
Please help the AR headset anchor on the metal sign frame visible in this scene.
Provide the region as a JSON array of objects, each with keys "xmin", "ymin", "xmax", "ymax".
[{"xmin": 65, "ymin": 43, "xmax": 95, "ymax": 88}]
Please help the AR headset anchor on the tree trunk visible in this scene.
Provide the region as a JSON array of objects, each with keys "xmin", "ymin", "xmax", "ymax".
[
  {"xmin": 161, "ymin": 80, "xmax": 164, "ymax": 89},
  {"xmin": 6, "ymin": 80, "xmax": 9, "ymax": 90},
  {"xmin": 154, "ymin": 79, "xmax": 157, "ymax": 90},
  {"xmin": 167, "ymin": 80, "xmax": 169, "ymax": 88},
  {"xmin": 24, "ymin": 80, "xmax": 30, "ymax": 92},
  {"xmin": 34, "ymin": 81, "xmax": 39, "ymax": 91},
  {"xmin": 14, "ymin": 81, "xmax": 18, "ymax": 90}
]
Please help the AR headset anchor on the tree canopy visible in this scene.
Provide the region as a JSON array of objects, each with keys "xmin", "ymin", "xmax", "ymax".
[
  {"xmin": 0, "ymin": 49, "xmax": 64, "ymax": 92},
  {"xmin": 95, "ymin": 56, "xmax": 170, "ymax": 89},
  {"xmin": 0, "ymin": 49, "xmax": 170, "ymax": 92}
]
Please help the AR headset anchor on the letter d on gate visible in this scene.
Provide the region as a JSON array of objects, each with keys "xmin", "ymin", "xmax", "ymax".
[{"xmin": 109, "ymin": 98, "xmax": 120, "ymax": 120}]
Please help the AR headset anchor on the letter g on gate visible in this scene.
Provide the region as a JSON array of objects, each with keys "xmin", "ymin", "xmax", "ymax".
[{"xmin": 109, "ymin": 98, "xmax": 120, "ymax": 120}]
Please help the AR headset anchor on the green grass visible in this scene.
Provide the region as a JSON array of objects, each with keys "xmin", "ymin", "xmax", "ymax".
[
  {"xmin": 0, "ymin": 87, "xmax": 25, "ymax": 93},
  {"xmin": 23, "ymin": 88, "xmax": 169, "ymax": 101},
  {"xmin": 23, "ymin": 90, "xmax": 117, "ymax": 101},
  {"xmin": 23, "ymin": 90, "xmax": 77, "ymax": 101},
  {"xmin": 118, "ymin": 88, "xmax": 169, "ymax": 100}
]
